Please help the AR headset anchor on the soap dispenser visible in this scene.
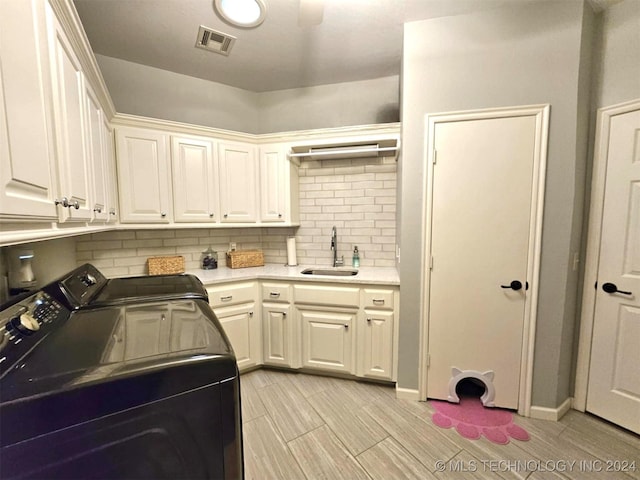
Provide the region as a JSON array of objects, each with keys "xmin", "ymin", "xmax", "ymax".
[{"xmin": 352, "ymin": 246, "xmax": 360, "ymax": 268}]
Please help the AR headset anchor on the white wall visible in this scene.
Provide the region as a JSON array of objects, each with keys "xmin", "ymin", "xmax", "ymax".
[
  {"xmin": 96, "ymin": 55, "xmax": 260, "ymax": 133},
  {"xmin": 399, "ymin": 0, "xmax": 591, "ymax": 408},
  {"xmin": 0, "ymin": 237, "xmax": 78, "ymax": 292},
  {"xmin": 96, "ymin": 54, "xmax": 399, "ymax": 134},
  {"xmin": 594, "ymin": 0, "xmax": 640, "ymax": 108},
  {"xmin": 257, "ymin": 76, "xmax": 400, "ymax": 134}
]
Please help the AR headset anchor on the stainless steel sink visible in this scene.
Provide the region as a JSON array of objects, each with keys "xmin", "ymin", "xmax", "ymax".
[{"xmin": 300, "ymin": 268, "xmax": 358, "ymax": 276}]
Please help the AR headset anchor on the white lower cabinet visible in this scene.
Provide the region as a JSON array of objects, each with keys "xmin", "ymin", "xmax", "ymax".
[
  {"xmin": 261, "ymin": 282, "xmax": 296, "ymax": 368},
  {"xmin": 360, "ymin": 309, "xmax": 394, "ymax": 380},
  {"xmin": 300, "ymin": 308, "xmax": 356, "ymax": 374},
  {"xmin": 262, "ymin": 304, "xmax": 295, "ymax": 368},
  {"xmin": 206, "ymin": 279, "xmax": 397, "ymax": 380},
  {"xmin": 207, "ymin": 282, "xmax": 261, "ymax": 371}
]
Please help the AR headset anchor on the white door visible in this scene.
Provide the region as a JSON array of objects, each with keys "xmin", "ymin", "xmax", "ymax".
[
  {"xmin": 262, "ymin": 304, "xmax": 292, "ymax": 367},
  {"xmin": 171, "ymin": 135, "xmax": 219, "ymax": 223},
  {"xmin": 427, "ymin": 115, "xmax": 537, "ymax": 409},
  {"xmin": 586, "ymin": 107, "xmax": 640, "ymax": 434},
  {"xmin": 115, "ymin": 127, "xmax": 171, "ymax": 223},
  {"xmin": 0, "ymin": 0, "xmax": 58, "ymax": 220},
  {"xmin": 361, "ymin": 310, "xmax": 394, "ymax": 380},
  {"xmin": 84, "ymin": 84, "xmax": 107, "ymax": 221},
  {"xmin": 218, "ymin": 141, "xmax": 257, "ymax": 223},
  {"xmin": 300, "ymin": 309, "xmax": 355, "ymax": 374},
  {"xmin": 260, "ymin": 144, "xmax": 286, "ymax": 222},
  {"xmin": 214, "ymin": 303, "xmax": 261, "ymax": 371},
  {"xmin": 46, "ymin": 4, "xmax": 92, "ymax": 221}
]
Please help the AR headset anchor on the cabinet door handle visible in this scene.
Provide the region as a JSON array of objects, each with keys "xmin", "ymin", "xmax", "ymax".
[
  {"xmin": 278, "ymin": 213, "xmax": 282, "ymax": 218},
  {"xmin": 224, "ymin": 213, "xmax": 228, "ymax": 218},
  {"xmin": 161, "ymin": 212, "xmax": 167, "ymax": 218},
  {"xmin": 344, "ymin": 324, "xmax": 349, "ymax": 329},
  {"xmin": 270, "ymin": 292, "xmax": 280, "ymax": 298},
  {"xmin": 249, "ymin": 311, "xmax": 254, "ymax": 317},
  {"xmin": 220, "ymin": 295, "xmax": 232, "ymax": 301},
  {"xmin": 109, "ymin": 209, "xmax": 116, "ymax": 215},
  {"xmin": 93, "ymin": 206, "xmax": 102, "ymax": 213},
  {"xmin": 366, "ymin": 317, "xmax": 372, "ymax": 323},
  {"xmin": 282, "ymin": 312, "xmax": 286, "ymax": 318},
  {"xmin": 55, "ymin": 197, "xmax": 69, "ymax": 207},
  {"xmin": 71, "ymin": 200, "xmax": 80, "ymax": 210},
  {"xmin": 372, "ymin": 299, "xmax": 385, "ymax": 305},
  {"xmin": 209, "ymin": 213, "xmax": 214, "ymax": 218}
]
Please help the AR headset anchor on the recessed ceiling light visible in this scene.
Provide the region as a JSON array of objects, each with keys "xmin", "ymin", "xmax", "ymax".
[{"xmin": 214, "ymin": 0, "xmax": 267, "ymax": 28}]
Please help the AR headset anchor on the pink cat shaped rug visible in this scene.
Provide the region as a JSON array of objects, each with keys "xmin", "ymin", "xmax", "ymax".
[{"xmin": 430, "ymin": 396, "xmax": 530, "ymax": 445}]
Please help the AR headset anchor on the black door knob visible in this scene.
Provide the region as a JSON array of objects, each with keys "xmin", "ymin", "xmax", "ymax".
[
  {"xmin": 602, "ymin": 282, "xmax": 632, "ymax": 295},
  {"xmin": 501, "ymin": 280, "xmax": 522, "ymax": 291}
]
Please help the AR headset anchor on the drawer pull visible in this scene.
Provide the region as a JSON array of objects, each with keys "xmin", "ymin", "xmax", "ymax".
[
  {"xmin": 270, "ymin": 292, "xmax": 280, "ymax": 298},
  {"xmin": 220, "ymin": 295, "xmax": 233, "ymax": 301},
  {"xmin": 372, "ymin": 299, "xmax": 385, "ymax": 305},
  {"xmin": 344, "ymin": 324, "xmax": 349, "ymax": 329},
  {"xmin": 367, "ymin": 317, "xmax": 372, "ymax": 323}
]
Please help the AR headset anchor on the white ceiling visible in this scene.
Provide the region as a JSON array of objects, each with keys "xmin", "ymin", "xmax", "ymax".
[{"xmin": 74, "ymin": 0, "xmax": 529, "ymax": 92}]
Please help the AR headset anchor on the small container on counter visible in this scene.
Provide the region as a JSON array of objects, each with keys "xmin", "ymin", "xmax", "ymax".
[
  {"xmin": 352, "ymin": 246, "xmax": 360, "ymax": 268},
  {"xmin": 201, "ymin": 247, "xmax": 218, "ymax": 270}
]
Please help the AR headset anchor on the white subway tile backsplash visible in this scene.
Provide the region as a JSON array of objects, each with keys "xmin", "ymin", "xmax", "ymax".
[{"xmin": 76, "ymin": 157, "xmax": 397, "ymax": 276}]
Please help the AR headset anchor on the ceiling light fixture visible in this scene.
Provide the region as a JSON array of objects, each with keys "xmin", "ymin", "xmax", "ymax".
[{"xmin": 214, "ymin": 0, "xmax": 267, "ymax": 28}]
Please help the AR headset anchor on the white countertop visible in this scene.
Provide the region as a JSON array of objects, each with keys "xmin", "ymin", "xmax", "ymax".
[{"xmin": 187, "ymin": 264, "xmax": 400, "ymax": 286}]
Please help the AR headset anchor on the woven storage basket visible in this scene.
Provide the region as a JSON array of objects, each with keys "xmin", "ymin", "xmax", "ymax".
[
  {"xmin": 226, "ymin": 250, "xmax": 264, "ymax": 269},
  {"xmin": 148, "ymin": 255, "xmax": 185, "ymax": 275}
]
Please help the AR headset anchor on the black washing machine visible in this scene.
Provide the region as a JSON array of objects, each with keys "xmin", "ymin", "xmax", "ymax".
[{"xmin": 0, "ymin": 265, "xmax": 243, "ymax": 479}]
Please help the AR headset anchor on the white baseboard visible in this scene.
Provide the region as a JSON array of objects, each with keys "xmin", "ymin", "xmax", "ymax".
[
  {"xmin": 395, "ymin": 387, "xmax": 420, "ymax": 401},
  {"xmin": 530, "ymin": 397, "xmax": 572, "ymax": 421}
]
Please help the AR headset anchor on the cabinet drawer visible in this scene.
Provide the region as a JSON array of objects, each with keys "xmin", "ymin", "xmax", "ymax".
[
  {"xmin": 261, "ymin": 282, "xmax": 291, "ymax": 303},
  {"xmin": 363, "ymin": 288, "xmax": 394, "ymax": 309},
  {"xmin": 294, "ymin": 284, "xmax": 359, "ymax": 308},
  {"xmin": 207, "ymin": 282, "xmax": 257, "ymax": 308}
]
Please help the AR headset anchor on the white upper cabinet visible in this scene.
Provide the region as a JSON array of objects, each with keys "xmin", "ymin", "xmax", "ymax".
[
  {"xmin": 116, "ymin": 127, "xmax": 172, "ymax": 223},
  {"xmin": 218, "ymin": 141, "xmax": 258, "ymax": 223},
  {"xmin": 102, "ymin": 118, "xmax": 118, "ymax": 222},
  {"xmin": 259, "ymin": 144, "xmax": 287, "ymax": 223},
  {"xmin": 84, "ymin": 83, "xmax": 108, "ymax": 221},
  {"xmin": 0, "ymin": 0, "xmax": 58, "ymax": 221},
  {"xmin": 171, "ymin": 135, "xmax": 219, "ymax": 223},
  {"xmin": 45, "ymin": 2, "xmax": 92, "ymax": 222}
]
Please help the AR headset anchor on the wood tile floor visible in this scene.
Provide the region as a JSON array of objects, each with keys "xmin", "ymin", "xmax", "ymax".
[{"xmin": 240, "ymin": 369, "xmax": 640, "ymax": 479}]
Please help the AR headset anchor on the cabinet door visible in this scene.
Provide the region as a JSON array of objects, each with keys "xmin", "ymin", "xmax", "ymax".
[
  {"xmin": 213, "ymin": 303, "xmax": 261, "ymax": 371},
  {"xmin": 300, "ymin": 309, "xmax": 355, "ymax": 374},
  {"xmin": 259, "ymin": 144, "xmax": 286, "ymax": 222},
  {"xmin": 116, "ymin": 127, "xmax": 171, "ymax": 223},
  {"xmin": 46, "ymin": 3, "xmax": 91, "ymax": 222},
  {"xmin": 84, "ymin": 83, "xmax": 108, "ymax": 221},
  {"xmin": 102, "ymin": 118, "xmax": 118, "ymax": 222},
  {"xmin": 360, "ymin": 310, "xmax": 394, "ymax": 380},
  {"xmin": 171, "ymin": 136, "xmax": 219, "ymax": 223},
  {"xmin": 0, "ymin": 0, "xmax": 57, "ymax": 221},
  {"xmin": 218, "ymin": 141, "xmax": 257, "ymax": 223},
  {"xmin": 262, "ymin": 304, "xmax": 293, "ymax": 367}
]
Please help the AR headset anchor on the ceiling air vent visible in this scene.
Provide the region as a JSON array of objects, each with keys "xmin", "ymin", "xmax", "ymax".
[{"xmin": 195, "ymin": 25, "xmax": 236, "ymax": 56}]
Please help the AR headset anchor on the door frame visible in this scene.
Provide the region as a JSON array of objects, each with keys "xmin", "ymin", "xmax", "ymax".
[
  {"xmin": 573, "ymin": 98, "xmax": 640, "ymax": 412},
  {"xmin": 418, "ymin": 104, "xmax": 550, "ymax": 417}
]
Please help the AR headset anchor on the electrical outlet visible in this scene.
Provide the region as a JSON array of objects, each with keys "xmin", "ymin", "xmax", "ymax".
[{"xmin": 230, "ymin": 242, "xmax": 237, "ymax": 252}]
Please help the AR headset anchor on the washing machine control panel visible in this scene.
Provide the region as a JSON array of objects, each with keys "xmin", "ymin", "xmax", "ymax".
[{"xmin": 0, "ymin": 291, "xmax": 67, "ymax": 376}]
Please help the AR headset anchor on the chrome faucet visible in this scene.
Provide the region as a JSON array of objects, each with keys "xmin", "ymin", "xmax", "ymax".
[{"xmin": 331, "ymin": 226, "xmax": 344, "ymax": 267}]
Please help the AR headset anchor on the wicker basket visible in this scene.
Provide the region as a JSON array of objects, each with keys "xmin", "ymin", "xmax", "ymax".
[
  {"xmin": 148, "ymin": 255, "xmax": 185, "ymax": 275},
  {"xmin": 226, "ymin": 250, "xmax": 264, "ymax": 269}
]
